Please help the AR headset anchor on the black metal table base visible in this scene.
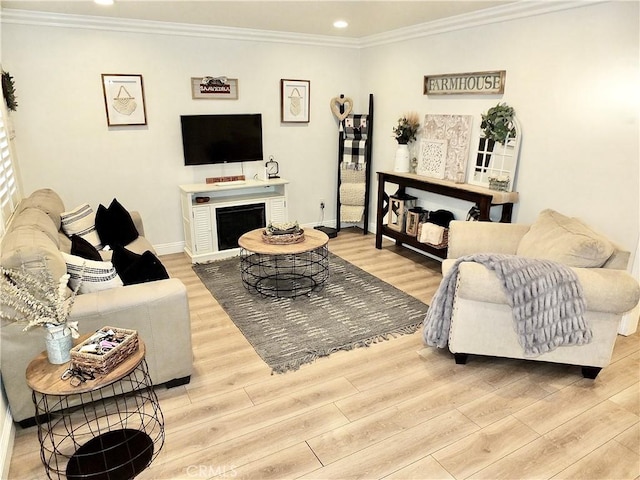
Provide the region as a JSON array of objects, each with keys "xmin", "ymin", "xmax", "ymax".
[
  {"xmin": 34, "ymin": 358, "xmax": 164, "ymax": 479},
  {"xmin": 240, "ymin": 245, "xmax": 329, "ymax": 298}
]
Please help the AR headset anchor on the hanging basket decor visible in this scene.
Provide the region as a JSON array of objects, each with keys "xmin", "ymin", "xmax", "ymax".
[{"xmin": 1, "ymin": 71, "xmax": 17, "ymax": 112}]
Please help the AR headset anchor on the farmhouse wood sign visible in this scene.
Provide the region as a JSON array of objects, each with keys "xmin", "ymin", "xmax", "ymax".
[{"xmin": 424, "ymin": 70, "xmax": 506, "ymax": 95}]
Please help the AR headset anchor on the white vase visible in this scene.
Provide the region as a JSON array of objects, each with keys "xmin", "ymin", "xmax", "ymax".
[
  {"xmin": 394, "ymin": 144, "xmax": 411, "ymax": 173},
  {"xmin": 45, "ymin": 324, "xmax": 73, "ymax": 364}
]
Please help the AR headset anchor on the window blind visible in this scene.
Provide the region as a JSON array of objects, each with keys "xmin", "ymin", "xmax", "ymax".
[{"xmin": 0, "ymin": 106, "xmax": 20, "ymax": 236}]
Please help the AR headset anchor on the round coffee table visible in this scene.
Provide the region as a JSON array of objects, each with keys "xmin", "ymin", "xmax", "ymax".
[{"xmin": 238, "ymin": 227, "xmax": 330, "ymax": 298}]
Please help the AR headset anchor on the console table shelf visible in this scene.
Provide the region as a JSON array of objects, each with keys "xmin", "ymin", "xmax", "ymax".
[{"xmin": 375, "ymin": 171, "xmax": 519, "ymax": 259}]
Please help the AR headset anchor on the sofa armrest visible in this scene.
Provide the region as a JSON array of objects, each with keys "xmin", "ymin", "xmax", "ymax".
[
  {"xmin": 70, "ymin": 278, "xmax": 192, "ymax": 384},
  {"xmin": 129, "ymin": 211, "xmax": 145, "ymax": 237},
  {"xmin": 447, "ymin": 259, "xmax": 640, "ymax": 314},
  {"xmin": 447, "ymin": 220, "xmax": 531, "ymax": 259}
]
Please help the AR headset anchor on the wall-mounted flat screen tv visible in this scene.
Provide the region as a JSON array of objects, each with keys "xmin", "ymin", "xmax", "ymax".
[{"xmin": 180, "ymin": 113, "xmax": 263, "ymax": 165}]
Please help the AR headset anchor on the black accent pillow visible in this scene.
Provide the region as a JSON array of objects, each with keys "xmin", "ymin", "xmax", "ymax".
[
  {"xmin": 112, "ymin": 245, "xmax": 169, "ymax": 286},
  {"xmin": 95, "ymin": 198, "xmax": 139, "ymax": 247},
  {"xmin": 70, "ymin": 234, "xmax": 102, "ymax": 261}
]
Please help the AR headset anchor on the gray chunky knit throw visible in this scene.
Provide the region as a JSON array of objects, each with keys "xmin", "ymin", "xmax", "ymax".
[{"xmin": 423, "ymin": 254, "xmax": 592, "ymax": 356}]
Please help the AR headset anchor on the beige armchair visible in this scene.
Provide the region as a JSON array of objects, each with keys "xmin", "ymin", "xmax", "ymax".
[{"xmin": 426, "ymin": 210, "xmax": 640, "ymax": 378}]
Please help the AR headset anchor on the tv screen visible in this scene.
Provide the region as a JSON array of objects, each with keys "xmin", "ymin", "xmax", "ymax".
[{"xmin": 180, "ymin": 113, "xmax": 263, "ymax": 165}]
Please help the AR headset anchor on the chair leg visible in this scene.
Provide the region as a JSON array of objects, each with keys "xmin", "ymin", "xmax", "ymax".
[
  {"xmin": 581, "ymin": 366, "xmax": 601, "ymax": 379},
  {"xmin": 454, "ymin": 353, "xmax": 468, "ymax": 365}
]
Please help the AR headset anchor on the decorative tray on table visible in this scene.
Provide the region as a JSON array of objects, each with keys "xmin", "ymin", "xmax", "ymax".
[{"xmin": 262, "ymin": 221, "xmax": 305, "ymax": 244}]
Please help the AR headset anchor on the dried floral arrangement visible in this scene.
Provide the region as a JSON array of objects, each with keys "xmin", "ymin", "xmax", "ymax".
[
  {"xmin": 392, "ymin": 112, "xmax": 420, "ymax": 144},
  {"xmin": 1, "ymin": 261, "xmax": 80, "ymax": 337}
]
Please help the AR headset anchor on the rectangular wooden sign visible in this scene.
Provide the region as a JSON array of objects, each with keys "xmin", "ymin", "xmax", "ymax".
[{"xmin": 424, "ymin": 70, "xmax": 506, "ymax": 95}]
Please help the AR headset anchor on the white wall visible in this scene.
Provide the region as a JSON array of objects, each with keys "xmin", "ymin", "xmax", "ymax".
[
  {"xmin": 1, "ymin": 22, "xmax": 361, "ymax": 250},
  {"xmin": 361, "ymin": 1, "xmax": 639, "ymax": 250},
  {"xmin": 2, "ymin": 1, "xmax": 639, "ymax": 253}
]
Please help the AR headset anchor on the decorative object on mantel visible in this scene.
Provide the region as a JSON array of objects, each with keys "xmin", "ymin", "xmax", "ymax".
[
  {"xmin": 1, "ymin": 71, "xmax": 17, "ymax": 111},
  {"xmin": 191, "ymin": 76, "xmax": 239, "ymax": 99},
  {"xmin": 392, "ymin": 112, "xmax": 420, "ymax": 173},
  {"xmin": 418, "ymin": 114, "xmax": 473, "ymax": 182},
  {"xmin": 423, "ymin": 70, "xmax": 506, "ymax": 95},
  {"xmin": 101, "ymin": 74, "xmax": 147, "ymax": 126},
  {"xmin": 1, "ymin": 260, "xmax": 81, "ymax": 364},
  {"xmin": 470, "ymin": 102, "xmax": 521, "ymax": 192}
]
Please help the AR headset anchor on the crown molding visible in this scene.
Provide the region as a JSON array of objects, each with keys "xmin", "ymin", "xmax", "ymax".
[
  {"xmin": 0, "ymin": 9, "xmax": 360, "ymax": 49},
  {"xmin": 359, "ymin": 0, "xmax": 605, "ymax": 48},
  {"xmin": 2, "ymin": 1, "xmax": 604, "ymax": 49}
]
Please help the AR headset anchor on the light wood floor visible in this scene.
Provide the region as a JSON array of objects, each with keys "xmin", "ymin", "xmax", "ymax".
[{"xmin": 9, "ymin": 227, "xmax": 640, "ymax": 479}]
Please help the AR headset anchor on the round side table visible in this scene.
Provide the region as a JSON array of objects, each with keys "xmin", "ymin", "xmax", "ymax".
[
  {"xmin": 238, "ymin": 227, "xmax": 330, "ymax": 298},
  {"xmin": 26, "ymin": 337, "xmax": 164, "ymax": 480}
]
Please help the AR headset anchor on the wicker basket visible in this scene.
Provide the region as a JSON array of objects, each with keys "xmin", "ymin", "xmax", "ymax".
[
  {"xmin": 262, "ymin": 229, "xmax": 305, "ymax": 245},
  {"xmin": 71, "ymin": 326, "xmax": 139, "ymax": 376},
  {"xmin": 416, "ymin": 224, "xmax": 449, "ymax": 249}
]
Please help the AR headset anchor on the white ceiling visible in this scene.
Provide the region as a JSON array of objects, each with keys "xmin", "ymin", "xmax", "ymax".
[{"xmin": 1, "ymin": 1, "xmax": 514, "ymax": 38}]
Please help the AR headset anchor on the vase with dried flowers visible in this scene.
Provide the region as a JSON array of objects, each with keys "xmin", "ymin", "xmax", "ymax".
[
  {"xmin": 392, "ymin": 112, "xmax": 420, "ymax": 172},
  {"xmin": 1, "ymin": 260, "xmax": 81, "ymax": 364}
]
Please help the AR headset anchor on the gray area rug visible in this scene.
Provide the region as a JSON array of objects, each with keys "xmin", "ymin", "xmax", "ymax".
[{"xmin": 193, "ymin": 253, "xmax": 428, "ymax": 373}]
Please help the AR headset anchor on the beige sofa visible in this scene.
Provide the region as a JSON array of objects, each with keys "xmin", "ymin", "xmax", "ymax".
[
  {"xmin": 433, "ymin": 210, "xmax": 639, "ymax": 378},
  {"xmin": 1, "ymin": 189, "xmax": 193, "ymax": 424}
]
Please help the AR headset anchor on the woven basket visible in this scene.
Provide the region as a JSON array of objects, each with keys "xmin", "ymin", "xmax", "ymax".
[
  {"xmin": 71, "ymin": 326, "xmax": 139, "ymax": 376},
  {"xmin": 416, "ymin": 225, "xmax": 449, "ymax": 249},
  {"xmin": 262, "ymin": 229, "xmax": 305, "ymax": 245}
]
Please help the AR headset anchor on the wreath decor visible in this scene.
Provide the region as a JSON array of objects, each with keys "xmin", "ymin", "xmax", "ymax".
[
  {"xmin": 2, "ymin": 71, "xmax": 18, "ymax": 112},
  {"xmin": 480, "ymin": 103, "xmax": 515, "ymax": 145}
]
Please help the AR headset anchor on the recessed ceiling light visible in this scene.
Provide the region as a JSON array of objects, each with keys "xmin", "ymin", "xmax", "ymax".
[
  {"xmin": 333, "ymin": 20, "xmax": 349, "ymax": 29},
  {"xmin": 95, "ymin": 0, "xmax": 114, "ymax": 5}
]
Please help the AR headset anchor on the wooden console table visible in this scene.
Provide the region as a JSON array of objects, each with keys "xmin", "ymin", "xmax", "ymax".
[{"xmin": 375, "ymin": 171, "xmax": 519, "ymax": 259}]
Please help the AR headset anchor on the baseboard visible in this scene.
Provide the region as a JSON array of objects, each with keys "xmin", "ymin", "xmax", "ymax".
[{"xmin": 154, "ymin": 241, "xmax": 185, "ymax": 256}]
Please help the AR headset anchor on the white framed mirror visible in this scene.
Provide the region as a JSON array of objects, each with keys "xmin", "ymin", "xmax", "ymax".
[{"xmin": 469, "ymin": 116, "xmax": 521, "ymax": 192}]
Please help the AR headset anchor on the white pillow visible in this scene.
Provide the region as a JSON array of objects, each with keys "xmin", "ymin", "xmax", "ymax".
[
  {"xmin": 61, "ymin": 252, "xmax": 123, "ymax": 293},
  {"xmin": 61, "ymin": 203, "xmax": 102, "ymax": 249}
]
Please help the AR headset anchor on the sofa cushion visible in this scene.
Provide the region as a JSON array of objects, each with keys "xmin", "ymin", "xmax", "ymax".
[
  {"xmin": 18, "ymin": 188, "xmax": 65, "ymax": 230},
  {"xmin": 70, "ymin": 235, "xmax": 102, "ymax": 261},
  {"xmin": 8, "ymin": 207, "xmax": 60, "ymax": 245},
  {"xmin": 0, "ymin": 227, "xmax": 67, "ymax": 281},
  {"xmin": 516, "ymin": 209, "xmax": 614, "ymax": 268},
  {"xmin": 61, "ymin": 252, "xmax": 123, "ymax": 293},
  {"xmin": 95, "ymin": 199, "xmax": 139, "ymax": 248},
  {"xmin": 112, "ymin": 245, "xmax": 169, "ymax": 286},
  {"xmin": 61, "ymin": 204, "xmax": 102, "ymax": 249}
]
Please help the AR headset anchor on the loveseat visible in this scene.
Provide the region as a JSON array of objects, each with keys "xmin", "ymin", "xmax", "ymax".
[
  {"xmin": 1, "ymin": 188, "xmax": 192, "ymax": 424},
  {"xmin": 426, "ymin": 209, "xmax": 639, "ymax": 378}
]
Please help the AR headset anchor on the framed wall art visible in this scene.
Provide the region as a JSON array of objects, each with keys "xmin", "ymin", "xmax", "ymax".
[
  {"xmin": 280, "ymin": 79, "xmax": 310, "ymax": 123},
  {"xmin": 101, "ymin": 74, "xmax": 147, "ymax": 126},
  {"xmin": 191, "ymin": 76, "xmax": 238, "ymax": 100}
]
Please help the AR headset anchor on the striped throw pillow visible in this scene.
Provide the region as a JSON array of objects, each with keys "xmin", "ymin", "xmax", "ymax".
[
  {"xmin": 62, "ymin": 252, "xmax": 123, "ymax": 293},
  {"xmin": 61, "ymin": 204, "xmax": 102, "ymax": 249}
]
